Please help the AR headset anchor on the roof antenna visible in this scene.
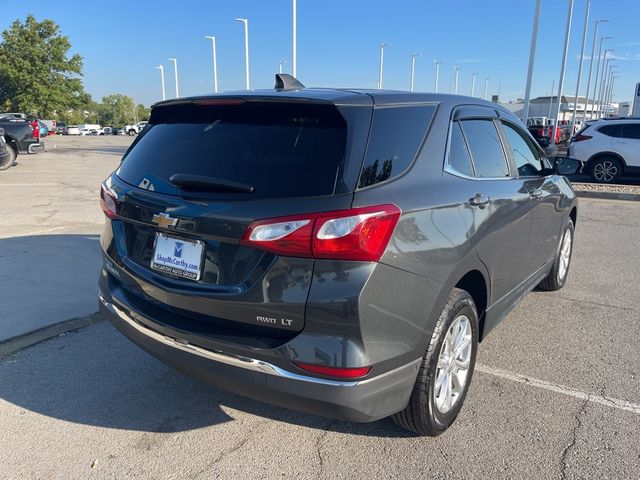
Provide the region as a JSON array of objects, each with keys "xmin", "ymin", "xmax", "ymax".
[{"xmin": 275, "ymin": 73, "xmax": 305, "ymax": 91}]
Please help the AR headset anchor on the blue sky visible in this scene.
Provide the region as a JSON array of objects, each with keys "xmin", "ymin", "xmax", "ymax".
[{"xmin": 2, "ymin": 0, "xmax": 639, "ymax": 106}]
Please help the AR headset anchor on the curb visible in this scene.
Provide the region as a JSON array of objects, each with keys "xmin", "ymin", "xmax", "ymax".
[
  {"xmin": 575, "ymin": 190, "xmax": 640, "ymax": 202},
  {"xmin": 0, "ymin": 312, "xmax": 104, "ymax": 358}
]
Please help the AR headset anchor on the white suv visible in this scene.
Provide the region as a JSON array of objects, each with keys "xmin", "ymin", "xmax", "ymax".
[{"xmin": 568, "ymin": 119, "xmax": 640, "ymax": 183}]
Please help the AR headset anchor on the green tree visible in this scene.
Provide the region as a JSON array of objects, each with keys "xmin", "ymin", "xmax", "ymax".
[
  {"xmin": 136, "ymin": 104, "xmax": 150, "ymax": 122},
  {"xmin": 0, "ymin": 15, "xmax": 85, "ymax": 118},
  {"xmin": 99, "ymin": 94, "xmax": 136, "ymax": 126}
]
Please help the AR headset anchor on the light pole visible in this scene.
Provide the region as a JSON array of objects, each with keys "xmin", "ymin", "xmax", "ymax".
[
  {"xmin": 600, "ymin": 63, "xmax": 615, "ymax": 118},
  {"xmin": 156, "ymin": 65, "xmax": 165, "ymax": 100},
  {"xmin": 582, "ymin": 19, "xmax": 609, "ymax": 122},
  {"xmin": 471, "ymin": 73, "xmax": 478, "ymax": 97},
  {"xmin": 204, "ymin": 36, "xmax": 218, "ymax": 93},
  {"xmin": 292, "ymin": 0, "xmax": 297, "ymax": 77},
  {"xmin": 483, "ymin": 76, "xmax": 490, "ymax": 100},
  {"xmin": 279, "ymin": 60, "xmax": 286, "ymax": 74},
  {"xmin": 548, "ymin": 79, "xmax": 555, "ymax": 120},
  {"xmin": 522, "ymin": 0, "xmax": 541, "ymax": 123},
  {"xmin": 607, "ymin": 75, "xmax": 619, "ymax": 117},
  {"xmin": 551, "ymin": 0, "xmax": 575, "ymax": 148},
  {"xmin": 597, "ymin": 50, "xmax": 613, "ymax": 117},
  {"xmin": 592, "ymin": 38, "xmax": 611, "ymax": 119},
  {"xmin": 433, "ymin": 60, "xmax": 443, "ymax": 93},
  {"xmin": 378, "ymin": 43, "xmax": 390, "ymax": 89},
  {"xmin": 235, "ymin": 18, "xmax": 250, "ymax": 90},
  {"xmin": 453, "ymin": 66, "xmax": 461, "ymax": 94},
  {"xmin": 570, "ymin": 0, "xmax": 590, "ymax": 134},
  {"xmin": 168, "ymin": 58, "xmax": 179, "ymax": 98},
  {"xmin": 409, "ymin": 53, "xmax": 421, "ymax": 92}
]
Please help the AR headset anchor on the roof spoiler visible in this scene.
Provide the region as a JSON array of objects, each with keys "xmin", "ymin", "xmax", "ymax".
[{"xmin": 274, "ymin": 74, "xmax": 305, "ymax": 91}]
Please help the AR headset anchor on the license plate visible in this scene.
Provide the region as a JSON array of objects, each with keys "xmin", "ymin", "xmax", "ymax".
[{"xmin": 151, "ymin": 233, "xmax": 204, "ymax": 281}]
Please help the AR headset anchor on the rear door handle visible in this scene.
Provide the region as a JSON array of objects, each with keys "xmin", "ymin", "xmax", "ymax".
[
  {"xmin": 469, "ymin": 193, "xmax": 490, "ymax": 207},
  {"xmin": 530, "ymin": 188, "xmax": 543, "ymax": 199}
]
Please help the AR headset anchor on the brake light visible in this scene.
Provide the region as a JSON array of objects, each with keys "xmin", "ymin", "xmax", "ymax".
[
  {"xmin": 100, "ymin": 183, "xmax": 118, "ymax": 218},
  {"xmin": 572, "ymin": 134, "xmax": 592, "ymax": 142},
  {"xmin": 241, "ymin": 204, "xmax": 401, "ymax": 262},
  {"xmin": 30, "ymin": 120, "xmax": 39, "ymax": 138},
  {"xmin": 294, "ymin": 361, "xmax": 371, "ymax": 379}
]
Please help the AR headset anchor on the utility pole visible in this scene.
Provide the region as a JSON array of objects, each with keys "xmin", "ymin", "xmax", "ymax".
[
  {"xmin": 156, "ymin": 65, "xmax": 165, "ymax": 100},
  {"xmin": 204, "ymin": 36, "xmax": 218, "ymax": 93},
  {"xmin": 471, "ymin": 73, "xmax": 478, "ymax": 97},
  {"xmin": 235, "ymin": 18, "xmax": 250, "ymax": 89},
  {"xmin": 582, "ymin": 19, "xmax": 609, "ymax": 122},
  {"xmin": 453, "ymin": 66, "xmax": 461, "ymax": 94},
  {"xmin": 378, "ymin": 43, "xmax": 390, "ymax": 89},
  {"xmin": 433, "ymin": 60, "xmax": 443, "ymax": 93},
  {"xmin": 292, "ymin": 0, "xmax": 297, "ymax": 77},
  {"xmin": 168, "ymin": 58, "xmax": 179, "ymax": 98},
  {"xmin": 409, "ymin": 53, "xmax": 421, "ymax": 92},
  {"xmin": 483, "ymin": 76, "xmax": 490, "ymax": 100}
]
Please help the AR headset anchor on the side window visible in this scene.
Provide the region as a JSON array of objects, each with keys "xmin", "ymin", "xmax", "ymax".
[
  {"xmin": 448, "ymin": 121, "xmax": 475, "ymax": 176},
  {"xmin": 500, "ymin": 122, "xmax": 543, "ymax": 176},
  {"xmin": 621, "ymin": 123, "xmax": 640, "ymax": 139},
  {"xmin": 358, "ymin": 105, "xmax": 436, "ymax": 188},
  {"xmin": 459, "ymin": 119, "xmax": 510, "ymax": 177},
  {"xmin": 598, "ymin": 124, "xmax": 622, "ymax": 137}
]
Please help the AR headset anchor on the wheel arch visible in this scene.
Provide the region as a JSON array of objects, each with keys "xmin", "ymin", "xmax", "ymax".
[
  {"xmin": 454, "ymin": 270, "xmax": 489, "ymax": 341},
  {"xmin": 587, "ymin": 151, "xmax": 627, "ymax": 172}
]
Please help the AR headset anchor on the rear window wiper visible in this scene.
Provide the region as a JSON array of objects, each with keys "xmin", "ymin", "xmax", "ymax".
[
  {"xmin": 169, "ymin": 173, "xmax": 254, "ymax": 193},
  {"xmin": 169, "ymin": 174, "xmax": 254, "ymax": 193}
]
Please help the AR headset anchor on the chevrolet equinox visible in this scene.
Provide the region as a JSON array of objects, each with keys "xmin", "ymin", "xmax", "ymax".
[{"xmin": 99, "ymin": 75, "xmax": 579, "ymax": 436}]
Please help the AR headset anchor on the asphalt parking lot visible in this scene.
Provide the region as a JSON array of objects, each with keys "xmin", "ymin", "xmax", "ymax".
[{"xmin": 0, "ymin": 136, "xmax": 639, "ymax": 479}]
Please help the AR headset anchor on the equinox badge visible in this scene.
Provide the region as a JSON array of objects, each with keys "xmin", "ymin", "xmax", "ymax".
[{"xmin": 152, "ymin": 212, "xmax": 178, "ymax": 228}]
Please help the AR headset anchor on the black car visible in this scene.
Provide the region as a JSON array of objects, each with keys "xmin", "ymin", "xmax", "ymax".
[
  {"xmin": 0, "ymin": 115, "xmax": 43, "ymax": 163},
  {"xmin": 56, "ymin": 122, "xmax": 68, "ymax": 135},
  {"xmin": 98, "ymin": 75, "xmax": 579, "ymax": 436}
]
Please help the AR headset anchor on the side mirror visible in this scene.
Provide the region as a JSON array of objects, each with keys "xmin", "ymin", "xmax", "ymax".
[{"xmin": 552, "ymin": 157, "xmax": 581, "ymax": 175}]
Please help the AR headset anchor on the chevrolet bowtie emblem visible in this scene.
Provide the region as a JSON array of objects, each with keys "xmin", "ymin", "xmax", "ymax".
[{"xmin": 151, "ymin": 212, "xmax": 178, "ymax": 228}]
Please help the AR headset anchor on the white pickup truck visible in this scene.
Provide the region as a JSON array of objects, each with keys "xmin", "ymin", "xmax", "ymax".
[{"xmin": 124, "ymin": 121, "xmax": 148, "ymax": 136}]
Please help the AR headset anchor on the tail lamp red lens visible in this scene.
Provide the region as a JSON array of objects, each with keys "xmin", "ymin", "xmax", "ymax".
[
  {"xmin": 240, "ymin": 204, "xmax": 401, "ymax": 262},
  {"xmin": 100, "ymin": 183, "xmax": 118, "ymax": 218},
  {"xmin": 294, "ymin": 361, "xmax": 371, "ymax": 379},
  {"xmin": 572, "ymin": 134, "xmax": 592, "ymax": 142}
]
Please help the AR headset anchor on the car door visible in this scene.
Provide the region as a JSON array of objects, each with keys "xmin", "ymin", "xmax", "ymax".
[
  {"xmin": 498, "ymin": 118, "xmax": 565, "ymax": 270},
  {"xmin": 449, "ymin": 109, "xmax": 532, "ymax": 314},
  {"xmin": 618, "ymin": 123, "xmax": 640, "ymax": 168}
]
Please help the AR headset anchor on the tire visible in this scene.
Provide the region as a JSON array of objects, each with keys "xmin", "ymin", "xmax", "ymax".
[
  {"xmin": 0, "ymin": 144, "xmax": 17, "ymax": 170},
  {"xmin": 538, "ymin": 219, "xmax": 574, "ymax": 291},
  {"xmin": 590, "ymin": 156, "xmax": 622, "ymax": 183},
  {"xmin": 127, "ymin": 129, "xmax": 135, "ymax": 136},
  {"xmin": 391, "ymin": 288, "xmax": 479, "ymax": 436}
]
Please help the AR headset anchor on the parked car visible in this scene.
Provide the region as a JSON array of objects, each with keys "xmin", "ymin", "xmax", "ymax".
[
  {"xmin": 0, "ymin": 115, "xmax": 44, "ymax": 158},
  {"xmin": 98, "ymin": 76, "xmax": 579, "ymax": 436},
  {"xmin": 0, "ymin": 127, "xmax": 14, "ymax": 170},
  {"xmin": 100, "ymin": 127, "xmax": 113, "ymax": 135},
  {"xmin": 568, "ymin": 118, "xmax": 640, "ymax": 183},
  {"xmin": 36, "ymin": 120, "xmax": 48, "ymax": 138},
  {"xmin": 123, "ymin": 121, "xmax": 148, "ymax": 135},
  {"xmin": 56, "ymin": 122, "xmax": 68, "ymax": 135},
  {"xmin": 67, "ymin": 125, "xmax": 81, "ymax": 135},
  {"xmin": 0, "ymin": 112, "xmax": 27, "ymax": 120}
]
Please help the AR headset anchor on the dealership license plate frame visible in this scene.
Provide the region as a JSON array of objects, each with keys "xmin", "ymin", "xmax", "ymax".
[{"xmin": 151, "ymin": 232, "xmax": 205, "ymax": 281}]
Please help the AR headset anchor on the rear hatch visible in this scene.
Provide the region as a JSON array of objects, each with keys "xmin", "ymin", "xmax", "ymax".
[{"xmin": 102, "ymin": 97, "xmax": 371, "ymax": 341}]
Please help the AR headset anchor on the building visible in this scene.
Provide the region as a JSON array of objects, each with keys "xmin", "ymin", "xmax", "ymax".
[{"xmin": 527, "ymin": 95, "xmax": 617, "ymax": 121}]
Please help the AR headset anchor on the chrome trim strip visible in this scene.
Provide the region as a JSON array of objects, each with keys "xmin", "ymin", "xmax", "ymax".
[{"xmin": 99, "ymin": 295, "xmax": 360, "ymax": 387}]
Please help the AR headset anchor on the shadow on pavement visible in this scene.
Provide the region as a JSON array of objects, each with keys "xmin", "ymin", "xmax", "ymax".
[
  {"xmin": 0, "ymin": 234, "xmax": 102, "ymax": 341},
  {"xmin": 0, "ymin": 305, "xmax": 413, "ymax": 439}
]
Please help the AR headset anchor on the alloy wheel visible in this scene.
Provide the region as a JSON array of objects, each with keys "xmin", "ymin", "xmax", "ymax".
[
  {"xmin": 557, "ymin": 228, "xmax": 572, "ymax": 282},
  {"xmin": 593, "ymin": 160, "xmax": 618, "ymax": 182},
  {"xmin": 434, "ymin": 315, "xmax": 472, "ymax": 414}
]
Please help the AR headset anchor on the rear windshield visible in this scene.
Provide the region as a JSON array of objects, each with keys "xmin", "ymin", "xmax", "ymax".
[{"xmin": 116, "ymin": 102, "xmax": 347, "ymax": 198}]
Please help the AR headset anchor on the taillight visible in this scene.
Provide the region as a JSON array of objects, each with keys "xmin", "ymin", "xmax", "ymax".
[
  {"xmin": 572, "ymin": 134, "xmax": 592, "ymax": 142},
  {"xmin": 30, "ymin": 120, "xmax": 39, "ymax": 138},
  {"xmin": 100, "ymin": 183, "xmax": 118, "ymax": 218},
  {"xmin": 241, "ymin": 204, "xmax": 401, "ymax": 262},
  {"xmin": 293, "ymin": 361, "xmax": 371, "ymax": 379}
]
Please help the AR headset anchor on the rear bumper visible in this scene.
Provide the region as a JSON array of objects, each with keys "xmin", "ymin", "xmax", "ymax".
[
  {"xmin": 99, "ymin": 294, "xmax": 420, "ymax": 423},
  {"xmin": 27, "ymin": 142, "xmax": 45, "ymax": 153}
]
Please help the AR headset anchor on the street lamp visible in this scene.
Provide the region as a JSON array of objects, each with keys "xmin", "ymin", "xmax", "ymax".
[
  {"xmin": 551, "ymin": 0, "xmax": 574, "ymax": 148},
  {"xmin": 204, "ymin": 36, "xmax": 218, "ymax": 93},
  {"xmin": 155, "ymin": 65, "xmax": 165, "ymax": 101},
  {"xmin": 592, "ymin": 38, "xmax": 612, "ymax": 119},
  {"xmin": 409, "ymin": 53, "xmax": 422, "ymax": 92},
  {"xmin": 570, "ymin": 0, "xmax": 590, "ymax": 134},
  {"xmin": 279, "ymin": 60, "xmax": 286, "ymax": 74},
  {"xmin": 483, "ymin": 76, "xmax": 490, "ymax": 100},
  {"xmin": 433, "ymin": 60, "xmax": 443, "ymax": 93},
  {"xmin": 453, "ymin": 66, "xmax": 461, "ymax": 94},
  {"xmin": 522, "ymin": 0, "xmax": 541, "ymax": 123},
  {"xmin": 582, "ymin": 19, "xmax": 609, "ymax": 121},
  {"xmin": 597, "ymin": 49, "xmax": 614, "ymax": 117},
  {"xmin": 235, "ymin": 18, "xmax": 250, "ymax": 90},
  {"xmin": 292, "ymin": 0, "xmax": 297, "ymax": 77},
  {"xmin": 168, "ymin": 58, "xmax": 179, "ymax": 98},
  {"xmin": 471, "ymin": 72, "xmax": 479, "ymax": 97},
  {"xmin": 378, "ymin": 43, "xmax": 390, "ymax": 89}
]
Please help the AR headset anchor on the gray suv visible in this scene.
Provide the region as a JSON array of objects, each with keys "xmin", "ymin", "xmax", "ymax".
[{"xmin": 98, "ymin": 76, "xmax": 578, "ymax": 436}]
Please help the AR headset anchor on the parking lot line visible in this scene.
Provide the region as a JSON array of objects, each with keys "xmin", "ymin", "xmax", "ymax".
[
  {"xmin": 0, "ymin": 183, "xmax": 59, "ymax": 186},
  {"xmin": 476, "ymin": 364, "xmax": 640, "ymax": 415}
]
